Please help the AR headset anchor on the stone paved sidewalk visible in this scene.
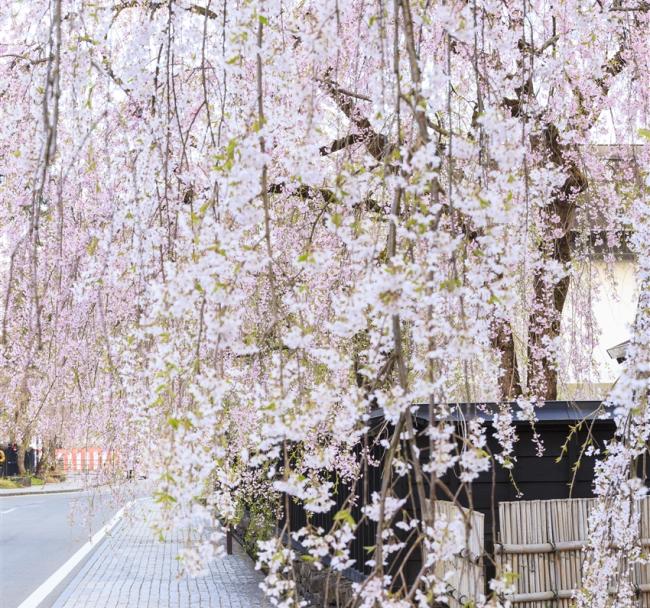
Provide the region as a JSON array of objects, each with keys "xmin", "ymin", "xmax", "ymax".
[{"xmin": 51, "ymin": 501, "xmax": 268, "ymax": 608}]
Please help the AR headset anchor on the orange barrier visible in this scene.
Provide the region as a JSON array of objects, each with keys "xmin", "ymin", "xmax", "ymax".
[{"xmin": 55, "ymin": 447, "xmax": 117, "ymax": 472}]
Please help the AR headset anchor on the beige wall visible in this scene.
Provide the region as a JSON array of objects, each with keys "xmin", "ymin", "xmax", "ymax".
[{"xmin": 560, "ymin": 258, "xmax": 637, "ymax": 398}]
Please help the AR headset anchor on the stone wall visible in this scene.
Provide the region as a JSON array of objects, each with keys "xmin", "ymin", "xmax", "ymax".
[
  {"xmin": 234, "ymin": 510, "xmax": 359, "ymax": 608},
  {"xmin": 292, "ymin": 558, "xmax": 357, "ymax": 608}
]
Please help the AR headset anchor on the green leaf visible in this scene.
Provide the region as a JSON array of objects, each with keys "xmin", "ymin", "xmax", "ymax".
[
  {"xmin": 334, "ymin": 509, "xmax": 356, "ymax": 528},
  {"xmin": 440, "ymin": 277, "xmax": 462, "ymax": 292},
  {"xmin": 86, "ymin": 237, "xmax": 99, "ymax": 255},
  {"xmin": 638, "ymin": 128, "xmax": 650, "ymax": 140},
  {"xmin": 153, "ymin": 490, "xmax": 177, "ymax": 504}
]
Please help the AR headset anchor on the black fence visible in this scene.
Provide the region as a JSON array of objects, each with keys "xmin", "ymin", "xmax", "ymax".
[
  {"xmin": 281, "ymin": 441, "xmax": 381, "ymax": 582},
  {"xmin": 279, "ymin": 400, "xmax": 620, "ymax": 585},
  {"xmin": 0, "ymin": 445, "xmax": 37, "ymax": 477}
]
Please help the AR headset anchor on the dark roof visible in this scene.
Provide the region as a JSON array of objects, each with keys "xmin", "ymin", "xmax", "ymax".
[
  {"xmin": 607, "ymin": 340, "xmax": 629, "ymax": 363},
  {"xmin": 368, "ymin": 400, "xmax": 614, "ymax": 425}
]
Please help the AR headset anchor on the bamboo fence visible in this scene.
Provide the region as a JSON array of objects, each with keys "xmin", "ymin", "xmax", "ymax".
[{"xmin": 496, "ymin": 498, "xmax": 650, "ymax": 607}]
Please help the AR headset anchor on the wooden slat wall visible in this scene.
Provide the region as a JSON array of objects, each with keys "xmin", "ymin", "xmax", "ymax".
[
  {"xmin": 498, "ymin": 498, "xmax": 649, "ymax": 607},
  {"xmin": 637, "ymin": 499, "xmax": 650, "ymax": 608},
  {"xmin": 434, "ymin": 501, "xmax": 485, "ymax": 606}
]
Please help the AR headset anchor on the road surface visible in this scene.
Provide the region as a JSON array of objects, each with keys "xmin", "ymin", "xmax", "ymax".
[{"xmin": 0, "ymin": 490, "xmax": 120, "ymax": 608}]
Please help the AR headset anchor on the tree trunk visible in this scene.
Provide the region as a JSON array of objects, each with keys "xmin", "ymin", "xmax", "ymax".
[
  {"xmin": 16, "ymin": 442, "xmax": 26, "ymax": 476},
  {"xmin": 525, "ymin": 124, "xmax": 586, "ymax": 400},
  {"xmin": 494, "ymin": 323, "xmax": 522, "ymax": 400},
  {"xmin": 14, "ymin": 372, "xmax": 32, "ymax": 477},
  {"xmin": 528, "ymin": 273, "xmax": 571, "ymax": 400},
  {"xmin": 34, "ymin": 441, "xmax": 53, "ymax": 477},
  {"xmin": 35, "ymin": 438, "xmax": 55, "ymax": 477},
  {"xmin": 526, "ymin": 206, "xmax": 575, "ymax": 400},
  {"xmin": 35, "ymin": 451, "xmax": 46, "ymax": 477}
]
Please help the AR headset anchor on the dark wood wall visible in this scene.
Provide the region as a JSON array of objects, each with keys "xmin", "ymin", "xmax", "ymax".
[{"xmin": 281, "ymin": 403, "xmax": 625, "ymax": 587}]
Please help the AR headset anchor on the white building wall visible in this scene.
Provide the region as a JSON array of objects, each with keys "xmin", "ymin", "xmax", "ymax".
[{"xmin": 561, "ymin": 258, "xmax": 637, "ymax": 398}]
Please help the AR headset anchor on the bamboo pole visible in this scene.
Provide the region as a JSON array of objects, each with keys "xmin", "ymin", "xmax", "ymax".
[
  {"xmin": 495, "ymin": 538, "xmax": 650, "ymax": 554},
  {"xmin": 507, "ymin": 584, "xmax": 650, "ymax": 604}
]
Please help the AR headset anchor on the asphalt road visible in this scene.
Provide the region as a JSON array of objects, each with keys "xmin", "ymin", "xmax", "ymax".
[{"xmin": 0, "ymin": 490, "xmax": 120, "ymax": 608}]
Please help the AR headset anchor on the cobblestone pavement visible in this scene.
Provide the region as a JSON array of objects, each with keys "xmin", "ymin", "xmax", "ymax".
[{"xmin": 51, "ymin": 501, "xmax": 268, "ymax": 608}]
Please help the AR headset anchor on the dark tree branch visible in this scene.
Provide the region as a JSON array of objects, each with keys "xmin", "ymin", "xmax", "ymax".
[
  {"xmin": 320, "ymin": 71, "xmax": 395, "ymax": 162},
  {"xmin": 188, "ymin": 4, "xmax": 218, "ymax": 19},
  {"xmin": 113, "ymin": 2, "xmax": 218, "ymax": 20},
  {"xmin": 319, "ymin": 133, "xmax": 366, "ymax": 156},
  {"xmin": 595, "ymin": 49, "xmax": 626, "ymax": 94},
  {"xmin": 268, "ymin": 182, "xmax": 383, "ymax": 213},
  {"xmin": 268, "ymin": 183, "xmax": 336, "ymax": 204}
]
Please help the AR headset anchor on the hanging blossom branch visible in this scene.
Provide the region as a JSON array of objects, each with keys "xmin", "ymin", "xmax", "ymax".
[
  {"xmin": 0, "ymin": 0, "xmax": 647, "ymax": 605},
  {"xmin": 30, "ymin": 0, "xmax": 62, "ymax": 350}
]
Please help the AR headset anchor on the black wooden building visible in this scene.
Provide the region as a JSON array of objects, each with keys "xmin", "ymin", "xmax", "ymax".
[{"xmin": 281, "ymin": 400, "xmax": 620, "ymax": 585}]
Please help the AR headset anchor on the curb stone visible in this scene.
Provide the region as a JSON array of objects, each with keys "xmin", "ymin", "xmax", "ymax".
[
  {"xmin": 0, "ymin": 483, "xmax": 108, "ymax": 497},
  {"xmin": 0, "ymin": 487, "xmax": 84, "ymax": 497}
]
